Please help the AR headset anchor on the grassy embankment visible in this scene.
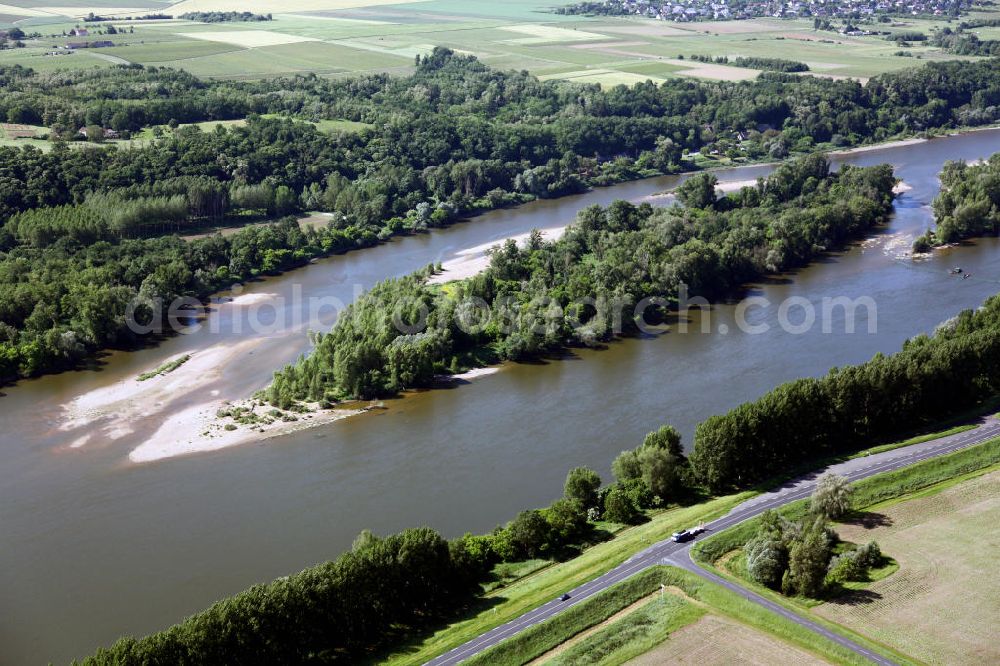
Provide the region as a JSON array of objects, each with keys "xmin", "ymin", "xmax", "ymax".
[
  {"xmin": 381, "ymin": 493, "xmax": 753, "ymax": 665},
  {"xmin": 465, "ymin": 565, "xmax": 871, "ymax": 666}
]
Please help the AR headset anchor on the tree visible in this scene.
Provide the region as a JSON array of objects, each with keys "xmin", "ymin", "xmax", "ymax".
[
  {"xmin": 745, "ymin": 533, "xmax": 787, "ymax": 589},
  {"xmin": 611, "ymin": 449, "xmax": 641, "ymax": 482},
  {"xmin": 642, "ymin": 425, "xmax": 683, "ymax": 456},
  {"xmin": 810, "ymin": 473, "xmax": 853, "ymax": 519},
  {"xmin": 506, "ymin": 510, "xmax": 551, "ymax": 559},
  {"xmin": 785, "ymin": 518, "xmax": 832, "ymax": 597},
  {"xmin": 675, "ymin": 172, "xmax": 718, "ymax": 209},
  {"xmin": 564, "ymin": 467, "xmax": 601, "ymax": 511},
  {"xmin": 638, "ymin": 446, "xmax": 686, "ymax": 502},
  {"xmin": 603, "ymin": 485, "xmax": 641, "ymax": 524},
  {"xmin": 544, "ymin": 498, "xmax": 587, "ymax": 543}
]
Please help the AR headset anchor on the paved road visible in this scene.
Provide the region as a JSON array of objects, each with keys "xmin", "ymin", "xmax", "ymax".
[{"xmin": 427, "ymin": 417, "xmax": 1000, "ymax": 665}]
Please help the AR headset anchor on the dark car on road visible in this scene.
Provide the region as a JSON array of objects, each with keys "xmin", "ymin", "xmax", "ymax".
[{"xmin": 670, "ymin": 530, "xmax": 692, "ymax": 543}]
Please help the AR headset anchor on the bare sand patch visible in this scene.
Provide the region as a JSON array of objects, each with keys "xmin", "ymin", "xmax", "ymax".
[
  {"xmin": 427, "ymin": 226, "xmax": 566, "ymax": 285},
  {"xmin": 629, "ymin": 614, "xmax": 829, "ymax": 665},
  {"xmin": 219, "ymin": 292, "xmax": 280, "ymax": 307},
  {"xmin": 643, "ymin": 177, "xmax": 763, "ymax": 204},
  {"xmin": 443, "ymin": 367, "xmax": 500, "ymax": 381},
  {"xmin": 569, "ymin": 40, "xmax": 649, "ymax": 50},
  {"xmin": 717, "ymin": 178, "xmax": 760, "ymax": 193},
  {"xmin": 598, "ymin": 23, "xmax": 693, "ymax": 37},
  {"xmin": 178, "ymin": 30, "xmax": 319, "ymax": 48},
  {"xmin": 662, "ymin": 58, "xmax": 761, "ymax": 81},
  {"xmin": 128, "ymin": 400, "xmax": 362, "ymax": 463},
  {"xmin": 695, "ymin": 19, "xmax": 791, "ymax": 34},
  {"xmin": 500, "ymin": 24, "xmax": 609, "ymax": 43},
  {"xmin": 816, "ymin": 470, "xmax": 1000, "ymax": 665},
  {"xmin": 829, "ymin": 137, "xmax": 926, "ymax": 156},
  {"xmin": 59, "ymin": 339, "xmax": 264, "ymax": 436}
]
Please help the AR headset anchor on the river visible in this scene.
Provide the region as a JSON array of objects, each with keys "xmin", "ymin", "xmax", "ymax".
[{"xmin": 2, "ymin": 130, "xmax": 1000, "ymax": 664}]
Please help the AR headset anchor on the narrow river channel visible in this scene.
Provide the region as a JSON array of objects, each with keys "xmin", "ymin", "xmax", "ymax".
[{"xmin": 2, "ymin": 130, "xmax": 1000, "ymax": 664}]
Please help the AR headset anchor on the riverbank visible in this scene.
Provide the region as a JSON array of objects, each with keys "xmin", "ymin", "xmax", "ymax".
[{"xmin": 427, "ymin": 226, "xmax": 567, "ymax": 285}]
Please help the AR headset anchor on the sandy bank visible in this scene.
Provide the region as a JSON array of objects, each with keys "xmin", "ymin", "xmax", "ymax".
[
  {"xmin": 60, "ymin": 337, "xmax": 269, "ymax": 454},
  {"xmin": 427, "ymin": 226, "xmax": 566, "ymax": 285},
  {"xmin": 830, "ymin": 137, "xmax": 927, "ymax": 156},
  {"xmin": 62, "ymin": 341, "xmax": 257, "ymax": 428},
  {"xmin": 643, "ymin": 177, "xmax": 763, "ymax": 202},
  {"xmin": 212, "ymin": 292, "xmax": 279, "ymax": 307},
  {"xmin": 128, "ymin": 401, "xmax": 363, "ymax": 463},
  {"xmin": 439, "ymin": 366, "xmax": 501, "ymax": 382}
]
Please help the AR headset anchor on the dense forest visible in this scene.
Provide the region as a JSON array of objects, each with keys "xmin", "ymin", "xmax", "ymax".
[
  {"xmin": 264, "ymin": 154, "xmax": 895, "ymax": 404},
  {"xmin": 3, "ymin": 52, "xmax": 1000, "ymax": 383},
  {"xmin": 916, "ymin": 152, "xmax": 1000, "ymax": 249}
]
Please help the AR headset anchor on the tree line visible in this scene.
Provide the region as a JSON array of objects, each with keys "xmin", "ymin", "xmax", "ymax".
[
  {"xmin": 691, "ymin": 288, "xmax": 1000, "ymax": 491},
  {"xmin": 686, "ymin": 54, "xmax": 810, "ymax": 72}
]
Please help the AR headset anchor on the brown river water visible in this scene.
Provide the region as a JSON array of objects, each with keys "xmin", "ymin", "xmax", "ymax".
[{"xmin": 2, "ymin": 130, "xmax": 1000, "ymax": 663}]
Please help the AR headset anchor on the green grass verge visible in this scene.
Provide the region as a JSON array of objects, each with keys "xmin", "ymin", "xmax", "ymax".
[
  {"xmin": 545, "ymin": 594, "xmax": 704, "ymax": 666},
  {"xmin": 382, "ymin": 493, "xmax": 753, "ymax": 665},
  {"xmin": 473, "ymin": 566, "xmax": 874, "ymax": 666},
  {"xmin": 847, "ymin": 423, "xmax": 976, "ymax": 459},
  {"xmin": 484, "ymin": 558, "xmax": 554, "ymax": 593},
  {"xmin": 466, "ymin": 567, "xmax": 671, "ymax": 666},
  {"xmin": 137, "ymin": 354, "xmax": 191, "ymax": 381}
]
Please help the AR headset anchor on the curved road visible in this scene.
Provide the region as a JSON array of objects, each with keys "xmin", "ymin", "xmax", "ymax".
[{"xmin": 427, "ymin": 417, "xmax": 1000, "ymax": 665}]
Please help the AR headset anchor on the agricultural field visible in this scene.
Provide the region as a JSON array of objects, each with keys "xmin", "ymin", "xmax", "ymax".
[
  {"xmin": 815, "ymin": 469, "xmax": 1000, "ymax": 665},
  {"xmin": 628, "ymin": 614, "xmax": 829, "ymax": 666},
  {"xmin": 0, "ymin": 0, "xmax": 996, "ymax": 83}
]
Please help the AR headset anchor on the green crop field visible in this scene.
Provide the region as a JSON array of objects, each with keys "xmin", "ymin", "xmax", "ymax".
[{"xmin": 1, "ymin": 0, "xmax": 996, "ymax": 83}]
